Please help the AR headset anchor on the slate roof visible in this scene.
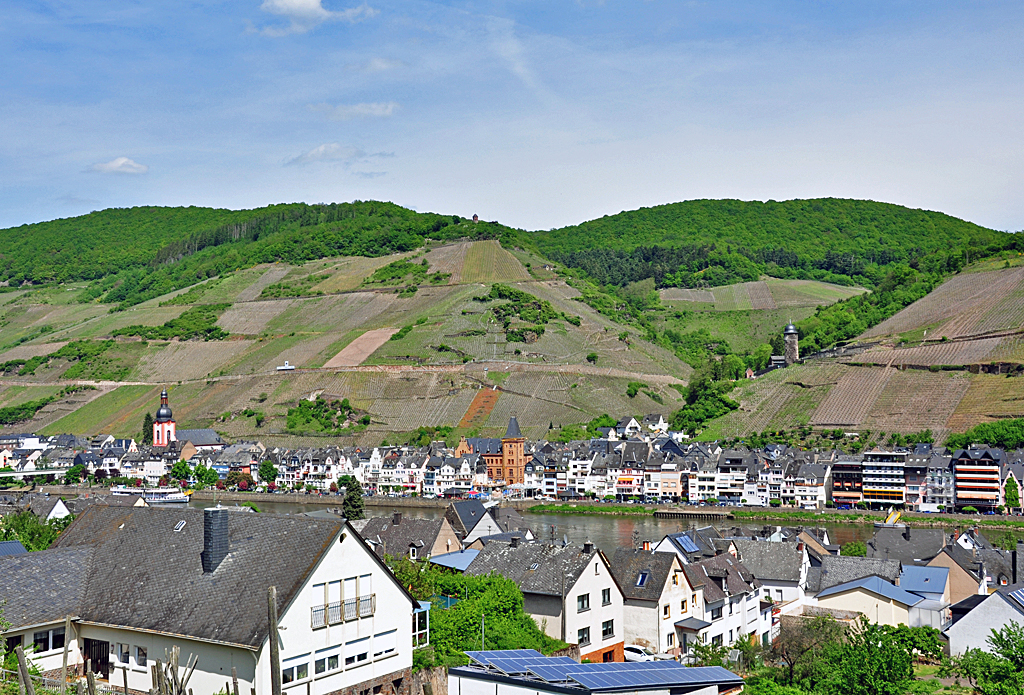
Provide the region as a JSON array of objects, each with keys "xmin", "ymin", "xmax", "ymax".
[
  {"xmin": 732, "ymin": 540, "xmax": 803, "ymax": 583},
  {"xmin": 0, "ymin": 546, "xmax": 91, "ymax": 629},
  {"xmin": 50, "ymin": 506, "xmax": 349, "ymax": 649},
  {"xmin": 815, "ymin": 556, "xmax": 901, "ymax": 592},
  {"xmin": 504, "ymin": 416, "xmax": 522, "ymax": 439},
  {"xmin": 866, "ymin": 527, "xmax": 946, "ymax": 564},
  {"xmin": 176, "ymin": 429, "xmax": 226, "ymax": 447},
  {"xmin": 474, "ymin": 532, "xmax": 528, "ymax": 546},
  {"xmin": 682, "ymin": 553, "xmax": 759, "ymax": 603},
  {"xmin": 465, "ymin": 540, "xmax": 611, "ymax": 597},
  {"xmin": 490, "ymin": 507, "xmax": 533, "ymax": 536},
  {"xmin": 817, "ymin": 575, "xmax": 924, "ymax": 606},
  {"xmin": 609, "ymin": 549, "xmax": 679, "ymax": 601},
  {"xmin": 446, "ymin": 499, "xmax": 489, "ymax": 535},
  {"xmin": 356, "ymin": 515, "xmax": 447, "ymax": 556}
]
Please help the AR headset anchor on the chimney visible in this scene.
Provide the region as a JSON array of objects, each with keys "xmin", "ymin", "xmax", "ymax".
[
  {"xmin": 642, "ymin": 540, "xmax": 651, "ymax": 552},
  {"xmin": 201, "ymin": 507, "xmax": 229, "ymax": 573},
  {"xmin": 583, "ymin": 541, "xmax": 594, "ymax": 554},
  {"xmin": 392, "ymin": 512, "xmax": 402, "ymax": 525},
  {"xmin": 904, "ymin": 527, "xmax": 911, "ymax": 542},
  {"xmin": 510, "ymin": 536, "xmax": 519, "ymax": 548},
  {"xmin": 796, "ymin": 542, "xmax": 804, "ymax": 552}
]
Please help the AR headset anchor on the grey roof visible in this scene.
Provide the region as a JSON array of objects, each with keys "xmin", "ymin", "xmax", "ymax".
[
  {"xmin": 356, "ymin": 515, "xmax": 447, "ymax": 556},
  {"xmin": 465, "ymin": 540, "xmax": 609, "ymax": 597},
  {"xmin": 732, "ymin": 540, "xmax": 803, "ymax": 583},
  {"xmin": 490, "ymin": 507, "xmax": 533, "ymax": 536},
  {"xmin": 866, "ymin": 527, "xmax": 946, "ymax": 564},
  {"xmin": 817, "ymin": 576, "xmax": 924, "ymax": 606},
  {"xmin": 474, "ymin": 532, "xmax": 528, "ymax": 546},
  {"xmin": 682, "ymin": 553, "xmax": 759, "ymax": 603},
  {"xmin": 609, "ymin": 549, "xmax": 678, "ymax": 601},
  {"xmin": 504, "ymin": 416, "xmax": 522, "ymax": 439},
  {"xmin": 0, "ymin": 546, "xmax": 92, "ymax": 629},
  {"xmin": 50, "ymin": 506, "xmax": 353, "ymax": 649},
  {"xmin": 446, "ymin": 499, "xmax": 489, "ymax": 535},
  {"xmin": 176, "ymin": 429, "xmax": 226, "ymax": 447},
  {"xmin": 430, "ymin": 549, "xmax": 480, "ymax": 572},
  {"xmin": 0, "ymin": 540, "xmax": 27, "ymax": 556},
  {"xmin": 899, "ymin": 565, "xmax": 949, "ymax": 596},
  {"xmin": 817, "ymin": 556, "xmax": 901, "ymax": 591}
]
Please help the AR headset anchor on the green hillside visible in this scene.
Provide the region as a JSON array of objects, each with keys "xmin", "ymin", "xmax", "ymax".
[{"xmin": 527, "ymin": 198, "xmax": 1013, "ymax": 289}]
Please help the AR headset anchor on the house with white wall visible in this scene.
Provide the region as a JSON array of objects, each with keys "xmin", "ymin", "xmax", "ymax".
[
  {"xmin": 0, "ymin": 505, "xmax": 418, "ymax": 695},
  {"xmin": 732, "ymin": 539, "xmax": 809, "ymax": 610},
  {"xmin": 681, "ymin": 553, "xmax": 769, "ymax": 650},
  {"xmin": 466, "ymin": 539, "xmax": 626, "ymax": 663}
]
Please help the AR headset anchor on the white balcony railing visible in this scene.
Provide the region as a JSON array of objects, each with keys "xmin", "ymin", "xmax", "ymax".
[{"xmin": 312, "ymin": 594, "xmax": 376, "ymax": 628}]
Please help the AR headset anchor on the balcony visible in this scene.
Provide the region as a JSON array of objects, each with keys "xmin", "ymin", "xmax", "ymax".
[{"xmin": 311, "ymin": 594, "xmax": 376, "ymax": 628}]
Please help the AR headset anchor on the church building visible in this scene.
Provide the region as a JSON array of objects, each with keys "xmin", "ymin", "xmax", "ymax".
[{"xmin": 153, "ymin": 388, "xmax": 176, "ymax": 446}]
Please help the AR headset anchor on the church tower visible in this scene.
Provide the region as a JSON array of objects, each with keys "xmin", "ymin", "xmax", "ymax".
[
  {"xmin": 784, "ymin": 323, "xmax": 799, "ymax": 365},
  {"xmin": 501, "ymin": 415, "xmax": 526, "ymax": 484},
  {"xmin": 153, "ymin": 388, "xmax": 177, "ymax": 446}
]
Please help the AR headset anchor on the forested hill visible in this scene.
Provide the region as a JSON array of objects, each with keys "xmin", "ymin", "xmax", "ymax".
[
  {"xmin": 523, "ymin": 198, "xmax": 1014, "ymax": 289},
  {"xmin": 0, "ymin": 202, "xmax": 514, "ymax": 307}
]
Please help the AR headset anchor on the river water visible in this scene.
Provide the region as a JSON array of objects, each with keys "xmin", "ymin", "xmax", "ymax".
[{"xmin": 190, "ymin": 499, "xmax": 879, "ymax": 551}]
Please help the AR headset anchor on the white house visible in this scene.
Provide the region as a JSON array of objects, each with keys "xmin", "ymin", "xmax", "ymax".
[
  {"xmin": 466, "ymin": 539, "xmax": 626, "ymax": 663},
  {"xmin": 0, "ymin": 505, "xmax": 418, "ymax": 695}
]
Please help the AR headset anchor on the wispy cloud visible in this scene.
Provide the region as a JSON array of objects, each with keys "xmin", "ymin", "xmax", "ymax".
[
  {"xmin": 89, "ymin": 157, "xmax": 148, "ymax": 174},
  {"xmin": 352, "ymin": 171, "xmax": 386, "ymax": 178},
  {"xmin": 286, "ymin": 143, "xmax": 366, "ymax": 165},
  {"xmin": 57, "ymin": 194, "xmax": 101, "ymax": 207},
  {"xmin": 355, "ymin": 58, "xmax": 405, "ymax": 73},
  {"xmin": 310, "ymin": 101, "xmax": 399, "ymax": 120},
  {"xmin": 259, "ymin": 0, "xmax": 377, "ymax": 35}
]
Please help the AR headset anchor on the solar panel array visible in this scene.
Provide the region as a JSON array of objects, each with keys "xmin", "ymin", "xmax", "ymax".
[
  {"xmin": 461, "ymin": 651, "xmax": 742, "ymax": 692},
  {"xmin": 678, "ymin": 535, "xmax": 701, "ymax": 553},
  {"xmin": 1009, "ymin": 587, "xmax": 1024, "ymax": 611}
]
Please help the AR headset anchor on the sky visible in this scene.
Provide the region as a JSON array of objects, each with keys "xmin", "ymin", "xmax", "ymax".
[{"xmin": 1, "ymin": 1, "xmax": 1023, "ymax": 232}]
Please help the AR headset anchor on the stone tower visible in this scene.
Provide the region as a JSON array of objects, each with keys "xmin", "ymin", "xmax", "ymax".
[
  {"xmin": 501, "ymin": 415, "xmax": 526, "ymax": 484},
  {"xmin": 784, "ymin": 323, "xmax": 799, "ymax": 365}
]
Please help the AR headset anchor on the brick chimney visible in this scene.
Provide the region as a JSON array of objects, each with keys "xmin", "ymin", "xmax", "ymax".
[
  {"xmin": 642, "ymin": 540, "xmax": 651, "ymax": 552},
  {"xmin": 583, "ymin": 541, "xmax": 594, "ymax": 554}
]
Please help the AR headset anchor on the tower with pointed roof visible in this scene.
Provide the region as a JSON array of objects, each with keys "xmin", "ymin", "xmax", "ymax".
[
  {"xmin": 153, "ymin": 388, "xmax": 177, "ymax": 447},
  {"xmin": 501, "ymin": 415, "xmax": 526, "ymax": 485}
]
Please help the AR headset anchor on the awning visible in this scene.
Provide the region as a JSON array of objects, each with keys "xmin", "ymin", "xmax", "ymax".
[{"xmin": 674, "ymin": 618, "xmax": 711, "ymax": 631}]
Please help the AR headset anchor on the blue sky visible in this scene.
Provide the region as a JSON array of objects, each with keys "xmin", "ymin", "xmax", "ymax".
[{"xmin": 1, "ymin": 1, "xmax": 1022, "ymax": 231}]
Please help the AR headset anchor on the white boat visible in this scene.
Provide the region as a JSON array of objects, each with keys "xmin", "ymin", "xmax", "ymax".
[{"xmin": 110, "ymin": 485, "xmax": 190, "ymax": 505}]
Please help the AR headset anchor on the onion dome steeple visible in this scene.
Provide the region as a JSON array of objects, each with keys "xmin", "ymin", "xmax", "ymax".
[{"xmin": 155, "ymin": 388, "xmax": 174, "ymax": 423}]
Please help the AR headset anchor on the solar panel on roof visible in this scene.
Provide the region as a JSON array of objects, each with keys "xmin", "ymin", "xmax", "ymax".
[
  {"xmin": 1009, "ymin": 587, "xmax": 1024, "ymax": 611},
  {"xmin": 486, "ymin": 656, "xmax": 577, "ymax": 674},
  {"xmin": 679, "ymin": 535, "xmax": 700, "ymax": 553},
  {"xmin": 464, "ymin": 649, "xmax": 542, "ymax": 664}
]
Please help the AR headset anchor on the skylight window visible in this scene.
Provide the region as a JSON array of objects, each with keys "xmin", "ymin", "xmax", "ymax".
[
  {"xmin": 529, "ymin": 563, "xmax": 540, "ymax": 571},
  {"xmin": 173, "ymin": 521, "xmax": 186, "ymax": 532},
  {"xmin": 636, "ymin": 571, "xmax": 650, "ymax": 587}
]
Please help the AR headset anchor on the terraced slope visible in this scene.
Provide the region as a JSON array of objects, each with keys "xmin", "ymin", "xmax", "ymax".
[{"xmin": 659, "ymin": 278, "xmax": 865, "ymax": 311}]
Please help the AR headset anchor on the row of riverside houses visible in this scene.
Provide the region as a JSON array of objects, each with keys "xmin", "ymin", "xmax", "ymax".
[
  {"xmin": 4, "ymin": 389, "xmax": 1024, "ymax": 512},
  {"xmin": 377, "ymin": 496, "xmax": 1024, "ymax": 664}
]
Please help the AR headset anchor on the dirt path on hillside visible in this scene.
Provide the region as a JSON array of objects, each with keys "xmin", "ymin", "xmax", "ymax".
[{"xmin": 323, "ymin": 328, "xmax": 399, "ymax": 367}]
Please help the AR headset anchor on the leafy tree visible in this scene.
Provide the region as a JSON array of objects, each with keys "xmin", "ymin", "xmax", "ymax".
[
  {"xmin": 63, "ymin": 464, "xmax": 85, "ymax": 485},
  {"xmin": 841, "ymin": 541, "xmax": 867, "ymax": 557},
  {"xmin": 240, "ymin": 502, "xmax": 260, "ymax": 513},
  {"xmin": 0, "ymin": 511, "xmax": 73, "ymax": 551},
  {"xmin": 142, "ymin": 412, "xmax": 154, "ymax": 445},
  {"xmin": 947, "ymin": 417, "xmax": 1024, "ymax": 451},
  {"xmin": 816, "ymin": 619, "xmax": 915, "ymax": 695},
  {"xmin": 170, "ymin": 460, "xmax": 191, "ymax": 482},
  {"xmin": 226, "ymin": 471, "xmax": 254, "ymax": 489},
  {"xmin": 586, "ymin": 352, "xmax": 598, "ymax": 364},
  {"xmin": 339, "ymin": 475, "xmax": 364, "ymax": 520},
  {"xmin": 258, "ymin": 459, "xmax": 279, "ymax": 484},
  {"xmin": 193, "ymin": 462, "xmax": 219, "ymax": 488},
  {"xmin": 1004, "ymin": 477, "xmax": 1020, "ymax": 512},
  {"xmin": 768, "ymin": 615, "xmax": 847, "ymax": 686}
]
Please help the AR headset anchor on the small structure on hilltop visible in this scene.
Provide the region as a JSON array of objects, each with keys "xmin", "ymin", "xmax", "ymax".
[{"xmin": 784, "ymin": 323, "xmax": 800, "ymax": 365}]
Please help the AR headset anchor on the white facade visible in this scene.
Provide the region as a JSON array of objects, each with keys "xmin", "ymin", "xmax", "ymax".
[{"xmin": 621, "ymin": 556, "xmax": 699, "ymax": 655}]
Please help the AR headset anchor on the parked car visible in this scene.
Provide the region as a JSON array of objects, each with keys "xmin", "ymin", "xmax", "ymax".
[{"xmin": 623, "ymin": 645, "xmax": 656, "ymax": 663}]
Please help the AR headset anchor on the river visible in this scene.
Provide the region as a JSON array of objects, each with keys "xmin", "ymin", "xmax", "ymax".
[{"xmin": 189, "ymin": 499, "xmax": 880, "ymax": 551}]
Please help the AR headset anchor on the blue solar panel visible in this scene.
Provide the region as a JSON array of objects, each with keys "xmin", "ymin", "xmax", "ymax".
[
  {"xmin": 678, "ymin": 534, "xmax": 701, "ymax": 553},
  {"xmin": 1009, "ymin": 587, "xmax": 1024, "ymax": 611},
  {"xmin": 569, "ymin": 664, "xmax": 730, "ymax": 691},
  {"xmin": 464, "ymin": 649, "xmax": 543, "ymax": 664},
  {"xmin": 486, "ymin": 656, "xmax": 577, "ymax": 674}
]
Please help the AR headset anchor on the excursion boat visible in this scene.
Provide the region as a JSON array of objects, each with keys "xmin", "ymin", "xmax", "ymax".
[{"xmin": 110, "ymin": 485, "xmax": 191, "ymax": 505}]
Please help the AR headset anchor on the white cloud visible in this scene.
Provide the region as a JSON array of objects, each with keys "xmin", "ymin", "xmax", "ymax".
[
  {"xmin": 89, "ymin": 157, "xmax": 148, "ymax": 174},
  {"xmin": 352, "ymin": 171, "xmax": 386, "ymax": 178},
  {"xmin": 359, "ymin": 58, "xmax": 404, "ymax": 72},
  {"xmin": 310, "ymin": 101, "xmax": 399, "ymax": 120},
  {"xmin": 286, "ymin": 143, "xmax": 366, "ymax": 165},
  {"xmin": 259, "ymin": 0, "xmax": 377, "ymax": 35}
]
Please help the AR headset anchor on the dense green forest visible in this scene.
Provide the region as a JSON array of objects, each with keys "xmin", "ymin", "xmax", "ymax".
[{"xmin": 530, "ymin": 198, "xmax": 1016, "ymax": 289}]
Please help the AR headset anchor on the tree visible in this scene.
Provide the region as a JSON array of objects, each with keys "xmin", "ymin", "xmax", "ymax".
[
  {"xmin": 63, "ymin": 464, "xmax": 85, "ymax": 485},
  {"xmin": 193, "ymin": 462, "xmax": 219, "ymax": 488},
  {"xmin": 1005, "ymin": 477, "xmax": 1020, "ymax": 512},
  {"xmin": 170, "ymin": 460, "xmax": 191, "ymax": 482},
  {"xmin": 841, "ymin": 541, "xmax": 867, "ymax": 557},
  {"xmin": 226, "ymin": 471, "xmax": 254, "ymax": 489},
  {"xmin": 816, "ymin": 619, "xmax": 916, "ymax": 695},
  {"xmin": 0, "ymin": 511, "xmax": 72, "ymax": 551},
  {"xmin": 586, "ymin": 352, "xmax": 598, "ymax": 364},
  {"xmin": 339, "ymin": 475, "xmax": 364, "ymax": 520},
  {"xmin": 769, "ymin": 615, "xmax": 846, "ymax": 686},
  {"xmin": 141, "ymin": 412, "xmax": 154, "ymax": 445},
  {"xmin": 258, "ymin": 459, "xmax": 278, "ymax": 484}
]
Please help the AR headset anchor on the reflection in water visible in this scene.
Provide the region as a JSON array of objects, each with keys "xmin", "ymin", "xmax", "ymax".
[{"xmin": 190, "ymin": 498, "xmax": 877, "ymax": 551}]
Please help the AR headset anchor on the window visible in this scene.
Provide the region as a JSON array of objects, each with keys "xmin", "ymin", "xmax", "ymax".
[
  {"xmin": 712, "ymin": 635, "xmax": 723, "ymax": 647},
  {"xmin": 577, "ymin": 627, "xmax": 591, "ymax": 646},
  {"xmin": 681, "ymin": 599, "xmax": 687, "ymax": 612},
  {"xmin": 327, "ymin": 655, "xmax": 339, "ymax": 671},
  {"xmin": 32, "ymin": 628, "xmax": 64, "ymax": 653},
  {"xmin": 409, "ymin": 547, "xmax": 417, "ymax": 560},
  {"xmin": 118, "ymin": 644, "xmax": 130, "ymax": 664},
  {"xmin": 281, "ymin": 659, "xmax": 308, "ymax": 686},
  {"xmin": 296, "ymin": 664, "xmax": 308, "ymax": 680},
  {"xmin": 577, "ymin": 593, "xmax": 590, "ymax": 612},
  {"xmin": 602, "ymin": 620, "xmax": 614, "ymax": 640},
  {"xmin": 602, "ymin": 650, "xmax": 614, "ymax": 662},
  {"xmin": 345, "ymin": 637, "xmax": 369, "ymax": 666},
  {"xmin": 672, "ymin": 572, "xmax": 679, "ymax": 586},
  {"xmin": 711, "ymin": 606, "xmax": 723, "ymax": 621},
  {"xmin": 602, "ymin": 588, "xmax": 611, "ymax": 605},
  {"xmin": 728, "ymin": 630, "xmax": 733, "ymax": 643},
  {"xmin": 282, "ymin": 668, "xmax": 295, "ymax": 685},
  {"xmin": 663, "ymin": 604, "xmax": 671, "ymax": 618},
  {"xmin": 315, "ymin": 659, "xmax": 326, "ymax": 675},
  {"xmin": 636, "ymin": 571, "xmax": 650, "ymax": 587},
  {"xmin": 775, "ymin": 589, "xmax": 783, "ymax": 601},
  {"xmin": 136, "ymin": 647, "xmax": 147, "ymax": 667},
  {"xmin": 595, "ymin": 562, "xmax": 600, "ymax": 575},
  {"xmin": 667, "ymin": 633, "xmax": 674, "ymax": 647},
  {"xmin": 373, "ymin": 630, "xmax": 397, "ymax": 658}
]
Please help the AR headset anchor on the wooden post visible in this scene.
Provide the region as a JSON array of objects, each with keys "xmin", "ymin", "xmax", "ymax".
[
  {"xmin": 15, "ymin": 645, "xmax": 37, "ymax": 695},
  {"xmin": 150, "ymin": 664, "xmax": 160, "ymax": 695},
  {"xmin": 61, "ymin": 615, "xmax": 72, "ymax": 695},
  {"xmin": 123, "ymin": 666, "xmax": 129, "ymax": 695},
  {"xmin": 76, "ymin": 680, "xmax": 84, "ymax": 695},
  {"xmin": 231, "ymin": 667, "xmax": 239, "ymax": 695},
  {"xmin": 269, "ymin": 586, "xmax": 282, "ymax": 695},
  {"xmin": 86, "ymin": 669, "xmax": 97, "ymax": 695}
]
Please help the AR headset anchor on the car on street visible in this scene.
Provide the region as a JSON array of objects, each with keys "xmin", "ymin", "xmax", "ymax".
[{"xmin": 623, "ymin": 645, "xmax": 656, "ymax": 662}]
